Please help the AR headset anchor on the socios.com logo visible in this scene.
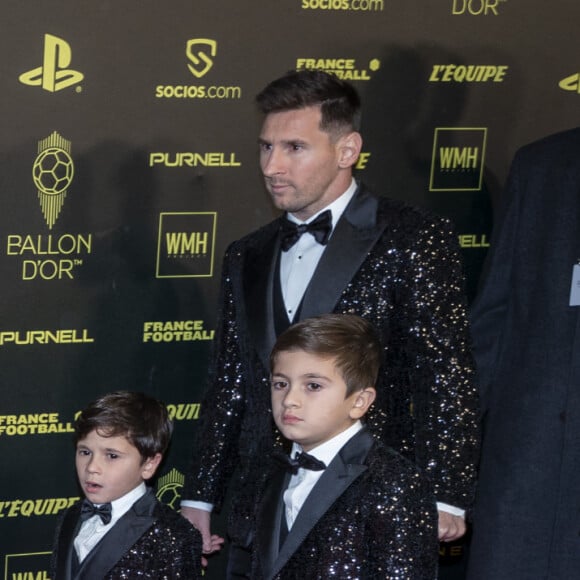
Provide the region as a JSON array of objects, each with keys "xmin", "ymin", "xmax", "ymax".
[
  {"xmin": 32, "ymin": 131, "xmax": 74, "ymax": 229},
  {"xmin": 186, "ymin": 39, "xmax": 217, "ymax": 78},
  {"xmin": 19, "ymin": 34, "xmax": 83, "ymax": 92},
  {"xmin": 155, "ymin": 38, "xmax": 241, "ymax": 100}
]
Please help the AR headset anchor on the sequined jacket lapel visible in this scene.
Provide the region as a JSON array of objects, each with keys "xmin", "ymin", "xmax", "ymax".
[
  {"xmin": 299, "ymin": 186, "xmax": 386, "ymax": 322},
  {"xmin": 257, "ymin": 429, "xmax": 374, "ymax": 580},
  {"xmin": 243, "ymin": 216, "xmax": 283, "ymax": 372},
  {"xmin": 244, "ymin": 184, "xmax": 387, "ymax": 370},
  {"xmin": 75, "ymin": 490, "xmax": 157, "ymax": 579},
  {"xmin": 51, "ymin": 490, "xmax": 203, "ymax": 579},
  {"xmin": 53, "ymin": 500, "xmax": 83, "ymax": 580}
]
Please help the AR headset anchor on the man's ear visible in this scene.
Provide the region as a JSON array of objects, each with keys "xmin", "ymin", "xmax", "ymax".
[
  {"xmin": 141, "ymin": 453, "xmax": 163, "ymax": 481},
  {"xmin": 350, "ymin": 387, "xmax": 377, "ymax": 419},
  {"xmin": 337, "ymin": 131, "xmax": 363, "ymax": 169}
]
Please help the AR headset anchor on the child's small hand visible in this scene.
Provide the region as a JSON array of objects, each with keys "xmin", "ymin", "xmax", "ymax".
[
  {"xmin": 181, "ymin": 507, "xmax": 224, "ymax": 566},
  {"xmin": 202, "ymin": 534, "xmax": 225, "ymax": 567},
  {"xmin": 206, "ymin": 534, "xmax": 225, "ymax": 553},
  {"xmin": 438, "ymin": 510, "xmax": 466, "ymax": 541}
]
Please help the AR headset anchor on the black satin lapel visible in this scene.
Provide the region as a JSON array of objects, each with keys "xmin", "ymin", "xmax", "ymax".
[
  {"xmin": 270, "ymin": 430, "xmax": 374, "ymax": 578},
  {"xmin": 256, "ymin": 469, "xmax": 288, "ymax": 580},
  {"xmin": 271, "ymin": 464, "xmax": 366, "ymax": 578},
  {"xmin": 244, "ymin": 229, "xmax": 280, "ymax": 368},
  {"xmin": 299, "ymin": 199, "xmax": 385, "ymax": 321},
  {"xmin": 77, "ymin": 492, "xmax": 157, "ymax": 579},
  {"xmin": 56, "ymin": 504, "xmax": 82, "ymax": 580}
]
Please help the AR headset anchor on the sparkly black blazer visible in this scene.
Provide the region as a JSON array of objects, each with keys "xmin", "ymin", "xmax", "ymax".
[
  {"xmin": 252, "ymin": 428, "xmax": 438, "ymax": 580},
  {"xmin": 50, "ymin": 489, "xmax": 203, "ymax": 579},
  {"xmin": 184, "ymin": 184, "xmax": 480, "ymax": 545}
]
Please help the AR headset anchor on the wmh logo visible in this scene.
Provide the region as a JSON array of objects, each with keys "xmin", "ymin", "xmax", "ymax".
[
  {"xmin": 4, "ymin": 552, "xmax": 51, "ymax": 580},
  {"xmin": 430, "ymin": 127, "xmax": 487, "ymax": 191},
  {"xmin": 156, "ymin": 212, "xmax": 217, "ymax": 278}
]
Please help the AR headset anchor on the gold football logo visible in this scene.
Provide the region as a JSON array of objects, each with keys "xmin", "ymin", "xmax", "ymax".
[
  {"xmin": 32, "ymin": 132, "xmax": 74, "ymax": 229},
  {"xmin": 156, "ymin": 468, "xmax": 185, "ymax": 510}
]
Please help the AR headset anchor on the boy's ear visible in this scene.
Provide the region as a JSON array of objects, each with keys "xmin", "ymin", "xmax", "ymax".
[
  {"xmin": 350, "ymin": 387, "xmax": 377, "ymax": 420},
  {"xmin": 141, "ymin": 453, "xmax": 163, "ymax": 481}
]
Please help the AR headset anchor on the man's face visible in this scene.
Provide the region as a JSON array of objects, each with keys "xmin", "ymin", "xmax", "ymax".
[
  {"xmin": 75, "ymin": 429, "xmax": 160, "ymax": 504},
  {"xmin": 258, "ymin": 106, "xmax": 356, "ymax": 221},
  {"xmin": 271, "ymin": 349, "xmax": 362, "ymax": 451}
]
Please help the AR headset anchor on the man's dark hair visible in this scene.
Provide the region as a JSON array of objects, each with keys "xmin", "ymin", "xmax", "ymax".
[
  {"xmin": 270, "ymin": 313, "xmax": 381, "ymax": 397},
  {"xmin": 74, "ymin": 391, "xmax": 173, "ymax": 460},
  {"xmin": 256, "ymin": 70, "xmax": 362, "ymax": 135}
]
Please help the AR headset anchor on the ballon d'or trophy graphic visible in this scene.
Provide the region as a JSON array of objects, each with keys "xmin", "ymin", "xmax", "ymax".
[{"xmin": 32, "ymin": 131, "xmax": 74, "ymax": 229}]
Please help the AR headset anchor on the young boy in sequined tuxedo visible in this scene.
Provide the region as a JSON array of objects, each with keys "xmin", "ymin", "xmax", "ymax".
[
  {"xmin": 50, "ymin": 391, "xmax": 204, "ymax": 579},
  {"xmin": 250, "ymin": 314, "xmax": 438, "ymax": 580}
]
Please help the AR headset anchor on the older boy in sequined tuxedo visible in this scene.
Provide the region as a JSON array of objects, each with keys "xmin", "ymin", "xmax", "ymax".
[
  {"xmin": 181, "ymin": 70, "xmax": 479, "ymax": 574},
  {"xmin": 251, "ymin": 314, "xmax": 438, "ymax": 579}
]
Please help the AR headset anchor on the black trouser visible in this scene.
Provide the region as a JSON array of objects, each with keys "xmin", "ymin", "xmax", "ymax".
[{"xmin": 226, "ymin": 543, "xmax": 252, "ymax": 579}]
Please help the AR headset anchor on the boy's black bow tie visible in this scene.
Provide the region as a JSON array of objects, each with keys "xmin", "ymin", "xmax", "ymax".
[
  {"xmin": 80, "ymin": 499, "xmax": 112, "ymax": 524},
  {"xmin": 280, "ymin": 210, "xmax": 332, "ymax": 251},
  {"xmin": 273, "ymin": 450, "xmax": 327, "ymax": 475}
]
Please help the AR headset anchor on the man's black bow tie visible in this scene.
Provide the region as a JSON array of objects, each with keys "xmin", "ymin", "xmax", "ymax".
[
  {"xmin": 80, "ymin": 499, "xmax": 112, "ymax": 525},
  {"xmin": 280, "ymin": 210, "xmax": 332, "ymax": 252},
  {"xmin": 273, "ymin": 450, "xmax": 327, "ymax": 475}
]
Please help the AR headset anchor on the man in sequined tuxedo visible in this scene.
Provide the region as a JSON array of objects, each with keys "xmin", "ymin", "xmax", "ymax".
[
  {"xmin": 181, "ymin": 69, "xmax": 480, "ymax": 576},
  {"xmin": 251, "ymin": 314, "xmax": 438, "ymax": 579}
]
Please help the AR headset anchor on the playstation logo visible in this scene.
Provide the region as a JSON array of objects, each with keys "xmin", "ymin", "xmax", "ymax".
[{"xmin": 19, "ymin": 34, "xmax": 84, "ymax": 92}]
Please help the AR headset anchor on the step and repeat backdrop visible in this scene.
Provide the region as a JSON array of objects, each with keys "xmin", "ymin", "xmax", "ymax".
[{"xmin": 0, "ymin": 0, "xmax": 578, "ymax": 578}]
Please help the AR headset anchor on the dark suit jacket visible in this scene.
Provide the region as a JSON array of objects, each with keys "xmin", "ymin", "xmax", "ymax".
[
  {"xmin": 252, "ymin": 428, "xmax": 438, "ymax": 579},
  {"xmin": 50, "ymin": 489, "xmax": 202, "ymax": 579},
  {"xmin": 467, "ymin": 127, "xmax": 580, "ymax": 579},
  {"xmin": 184, "ymin": 184, "xmax": 479, "ymax": 545}
]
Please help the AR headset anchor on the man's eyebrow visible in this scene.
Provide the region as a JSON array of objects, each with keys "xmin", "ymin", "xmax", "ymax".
[{"xmin": 263, "ymin": 138, "xmax": 308, "ymax": 148}]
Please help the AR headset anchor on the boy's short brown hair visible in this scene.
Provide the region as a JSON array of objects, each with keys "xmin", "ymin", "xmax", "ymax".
[
  {"xmin": 74, "ymin": 391, "xmax": 172, "ymax": 460},
  {"xmin": 270, "ymin": 314, "xmax": 381, "ymax": 397}
]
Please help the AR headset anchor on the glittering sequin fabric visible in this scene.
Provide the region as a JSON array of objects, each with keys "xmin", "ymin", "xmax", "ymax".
[
  {"xmin": 184, "ymin": 188, "xmax": 480, "ymax": 546},
  {"xmin": 51, "ymin": 497, "xmax": 203, "ymax": 578},
  {"xmin": 253, "ymin": 439, "xmax": 439, "ymax": 579}
]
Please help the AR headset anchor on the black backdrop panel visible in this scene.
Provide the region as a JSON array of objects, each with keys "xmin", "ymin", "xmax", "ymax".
[{"xmin": 0, "ymin": 1, "xmax": 579, "ymax": 578}]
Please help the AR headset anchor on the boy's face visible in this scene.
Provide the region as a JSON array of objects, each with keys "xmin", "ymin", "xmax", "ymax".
[
  {"xmin": 271, "ymin": 349, "xmax": 375, "ymax": 451},
  {"xmin": 75, "ymin": 429, "xmax": 161, "ymax": 504}
]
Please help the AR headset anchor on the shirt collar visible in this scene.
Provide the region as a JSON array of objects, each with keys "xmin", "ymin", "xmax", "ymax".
[
  {"xmin": 286, "ymin": 178, "xmax": 357, "ymax": 227},
  {"xmin": 108, "ymin": 482, "xmax": 147, "ymax": 521},
  {"xmin": 291, "ymin": 420, "xmax": 363, "ymax": 467}
]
